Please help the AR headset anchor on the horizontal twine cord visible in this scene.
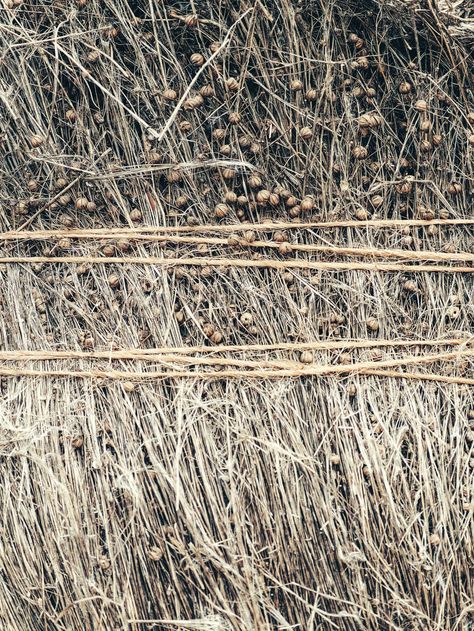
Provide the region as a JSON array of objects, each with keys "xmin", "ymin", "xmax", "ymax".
[
  {"xmin": 0, "ymin": 348, "xmax": 472, "ymax": 380},
  {"xmin": 2, "ymin": 218, "xmax": 474, "ymax": 241},
  {"xmin": 362, "ymin": 369, "xmax": 474, "ymax": 385},
  {"xmin": 1, "ymin": 337, "xmax": 471, "ymax": 361},
  {"xmin": 0, "ymin": 255, "xmax": 471, "ymax": 273},
  {"xmin": 2, "ymin": 232, "xmax": 473, "ymax": 263}
]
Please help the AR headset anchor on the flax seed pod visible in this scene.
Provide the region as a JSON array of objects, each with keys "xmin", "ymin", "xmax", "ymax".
[
  {"xmin": 299, "ymin": 126, "xmax": 313, "ymax": 140},
  {"xmin": 248, "ymin": 175, "xmax": 262, "ymax": 189},
  {"xmin": 399, "ymin": 81, "xmax": 412, "ymax": 94},
  {"xmin": 163, "ymin": 88, "xmax": 178, "ymax": 101},
  {"xmin": 225, "ymin": 77, "xmax": 239, "ymax": 92},
  {"xmin": 414, "ymin": 99, "xmax": 428, "ymax": 112},
  {"xmin": 301, "ymin": 196, "xmax": 314, "ymax": 212},
  {"xmin": 268, "ymin": 193, "xmax": 280, "ymax": 207},
  {"xmin": 352, "ymin": 145, "xmax": 368, "ymax": 160},
  {"xmin": 290, "ymin": 80, "xmax": 303, "ymax": 92},
  {"xmin": 190, "ymin": 53, "xmax": 205, "ymax": 66},
  {"xmin": 199, "ymin": 85, "xmax": 214, "ymax": 97},
  {"xmin": 215, "ymin": 203, "xmax": 229, "ymax": 218},
  {"xmin": 256, "ymin": 189, "xmax": 271, "ymax": 205},
  {"xmin": 30, "ymin": 134, "xmax": 45, "ymax": 147}
]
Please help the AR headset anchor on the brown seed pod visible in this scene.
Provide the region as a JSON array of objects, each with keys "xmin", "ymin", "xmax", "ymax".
[
  {"xmin": 468, "ymin": 134, "xmax": 474, "ymax": 147},
  {"xmin": 55, "ymin": 177, "xmax": 68, "ymax": 189},
  {"xmin": 225, "ymin": 191, "xmax": 238, "ymax": 204},
  {"xmin": 225, "ymin": 77, "xmax": 239, "ymax": 92},
  {"xmin": 419, "ymin": 139, "xmax": 432, "ymax": 153},
  {"xmin": 30, "ymin": 134, "xmax": 45, "ymax": 147},
  {"xmin": 228, "ymin": 112, "xmax": 241, "ymax": 125},
  {"xmin": 414, "ymin": 99, "xmax": 428, "ymax": 112},
  {"xmin": 447, "ymin": 182, "xmax": 462, "ymax": 195},
  {"xmin": 71, "ymin": 436, "xmax": 84, "ymax": 449},
  {"xmin": 305, "ymin": 88, "xmax": 318, "ymax": 101},
  {"xmin": 289, "ymin": 206, "xmax": 301, "ymax": 218},
  {"xmin": 108, "ymin": 273, "xmax": 120, "ymax": 288},
  {"xmin": 357, "ymin": 113, "xmax": 383, "ymax": 129},
  {"xmin": 240, "ymin": 312, "xmax": 253, "ymax": 326},
  {"xmin": 104, "ymin": 24, "xmax": 119, "ymax": 38},
  {"xmin": 183, "ymin": 95, "xmax": 204, "ymax": 110},
  {"xmin": 103, "ymin": 244, "xmax": 115, "ymax": 256},
  {"xmin": 396, "ymin": 180, "xmax": 413, "ymax": 195},
  {"xmin": 179, "ymin": 120, "xmax": 192, "ymax": 132},
  {"xmin": 222, "ymin": 168, "xmax": 235, "ymax": 180},
  {"xmin": 300, "ymin": 196, "xmax": 314, "ymax": 212},
  {"xmin": 355, "ymin": 208, "xmax": 369, "ymax": 220},
  {"xmin": 418, "ymin": 205, "xmax": 434, "ymax": 220},
  {"xmin": 432, "ymin": 134, "xmax": 442, "ymax": 146},
  {"xmin": 163, "ymin": 88, "xmax": 178, "ymax": 101},
  {"xmin": 184, "ymin": 14, "xmax": 198, "ymax": 27},
  {"xmin": 212, "ymin": 128, "xmax": 226, "ymax": 141},
  {"xmin": 199, "ymin": 85, "xmax": 214, "ymax": 97},
  {"xmin": 238, "ymin": 135, "xmax": 252, "ymax": 148},
  {"xmin": 256, "ymin": 189, "xmax": 271, "ymax": 205},
  {"xmin": 75, "ymin": 197, "xmax": 88, "ymax": 210},
  {"xmin": 190, "ymin": 53, "xmax": 205, "ymax": 66},
  {"xmin": 209, "ymin": 41, "xmax": 221, "ymax": 53},
  {"xmin": 299, "ymin": 126, "xmax": 313, "ymax": 140},
  {"xmin": 268, "ymin": 193, "xmax": 280, "ymax": 207},
  {"xmin": 175, "ymin": 195, "xmax": 189, "ymax": 208},
  {"xmin": 123, "ymin": 381, "xmax": 136, "ymax": 393},
  {"xmin": 286, "ymin": 196, "xmax": 298, "ymax": 208},
  {"xmin": 290, "ymin": 79, "xmax": 303, "ymax": 92},
  {"xmin": 273, "ymin": 230, "xmax": 288, "ymax": 243},
  {"xmin": 250, "ymin": 142, "xmax": 261, "ymax": 155},
  {"xmin": 220, "ymin": 144, "xmax": 231, "ymax": 156},
  {"xmin": 248, "ymin": 175, "xmax": 262, "ymax": 189},
  {"xmin": 149, "ymin": 152, "xmax": 162, "ymax": 164},
  {"xmin": 300, "ymin": 351, "xmax": 314, "ymax": 364},
  {"xmin": 65, "ymin": 109, "xmax": 77, "ymax": 122},
  {"xmin": 352, "ymin": 145, "xmax": 368, "ymax": 160},
  {"xmin": 86, "ymin": 50, "xmax": 100, "ymax": 63},
  {"xmin": 167, "ymin": 169, "xmax": 182, "ymax": 183},
  {"xmin": 338, "ymin": 353, "xmax": 352, "ymax": 365},
  {"xmin": 211, "ymin": 331, "xmax": 223, "ymax": 344},
  {"xmin": 278, "ymin": 243, "xmax": 292, "ymax": 255},
  {"xmin": 366, "ymin": 318, "xmax": 379, "ymax": 331},
  {"xmin": 215, "ymin": 203, "xmax": 229, "ymax": 218},
  {"xmin": 371, "ymin": 195, "xmax": 384, "ymax": 208},
  {"xmin": 58, "ymin": 194, "xmax": 71, "ymax": 206},
  {"xmin": 399, "ymin": 81, "xmax": 412, "ymax": 94},
  {"xmin": 419, "ymin": 119, "xmax": 432, "ymax": 132},
  {"xmin": 130, "ymin": 208, "xmax": 142, "ymax": 222}
]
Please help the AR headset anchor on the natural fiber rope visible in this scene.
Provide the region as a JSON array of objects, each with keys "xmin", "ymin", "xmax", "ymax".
[
  {"xmin": 2, "ymin": 218, "xmax": 473, "ymax": 241},
  {"xmin": 0, "ymin": 347, "xmax": 472, "ymax": 379},
  {"xmin": 0, "ymin": 255, "xmax": 471, "ymax": 273},
  {"xmin": 2, "ymin": 232, "xmax": 473, "ymax": 263},
  {"xmin": 361, "ymin": 369, "xmax": 474, "ymax": 385},
  {"xmin": 1, "ymin": 337, "xmax": 471, "ymax": 361}
]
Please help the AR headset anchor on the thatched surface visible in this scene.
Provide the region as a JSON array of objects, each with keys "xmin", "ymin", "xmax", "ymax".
[{"xmin": 0, "ymin": 0, "xmax": 473, "ymax": 629}]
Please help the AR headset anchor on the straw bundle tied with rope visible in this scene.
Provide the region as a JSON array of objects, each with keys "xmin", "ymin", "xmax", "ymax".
[{"xmin": 0, "ymin": 0, "xmax": 473, "ymax": 629}]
